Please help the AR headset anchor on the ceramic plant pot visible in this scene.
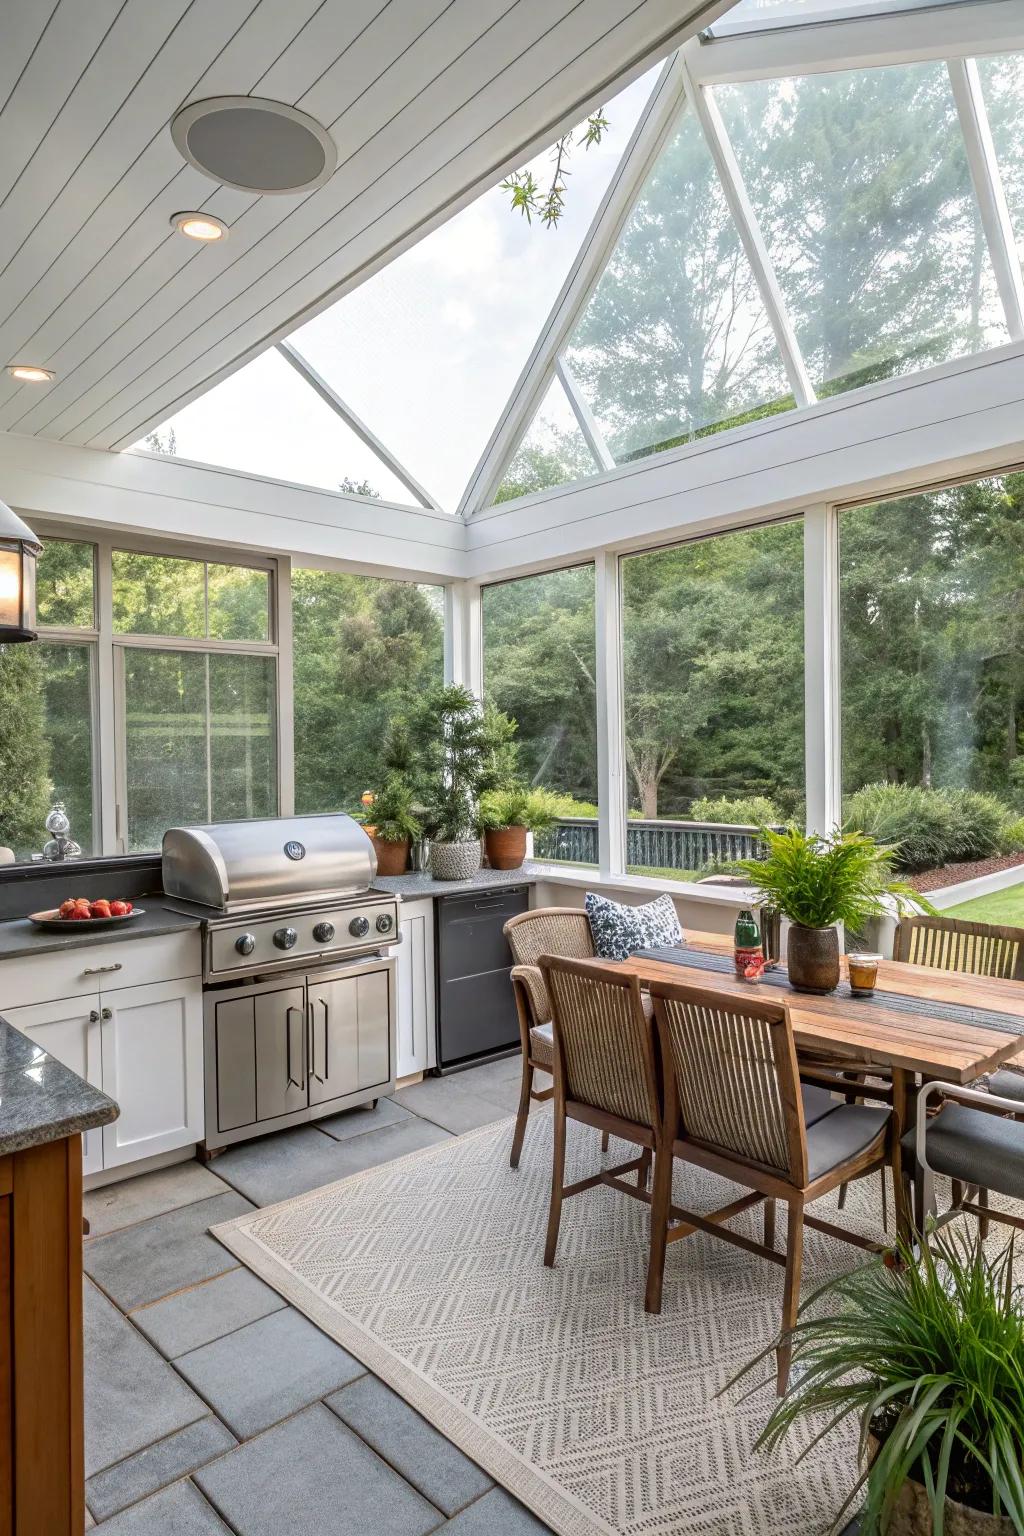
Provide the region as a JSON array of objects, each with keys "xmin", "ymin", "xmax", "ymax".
[
  {"xmin": 786, "ymin": 923, "xmax": 840, "ymax": 994},
  {"xmin": 867, "ymin": 1437, "xmax": 1015, "ymax": 1535},
  {"xmin": 372, "ymin": 836, "xmax": 410, "ymax": 876},
  {"xmin": 429, "ymin": 839, "xmax": 482, "ymax": 881},
  {"xmin": 484, "ymin": 825, "xmax": 527, "ymax": 871}
]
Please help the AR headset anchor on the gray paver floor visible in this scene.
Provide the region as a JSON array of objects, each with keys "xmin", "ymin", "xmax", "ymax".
[{"xmin": 85, "ymin": 1058, "xmax": 549, "ymax": 1535}]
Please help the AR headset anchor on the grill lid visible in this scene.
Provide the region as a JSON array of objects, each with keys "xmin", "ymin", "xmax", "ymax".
[{"xmin": 161, "ymin": 814, "xmax": 377, "ymax": 913}]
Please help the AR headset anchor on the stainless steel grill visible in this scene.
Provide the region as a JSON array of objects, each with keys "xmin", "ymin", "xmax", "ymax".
[{"xmin": 161, "ymin": 814, "xmax": 400, "ymax": 1154}]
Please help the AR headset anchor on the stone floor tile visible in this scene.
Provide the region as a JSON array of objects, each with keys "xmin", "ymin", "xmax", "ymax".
[
  {"xmin": 194, "ymin": 1402, "xmax": 441, "ymax": 1536},
  {"xmin": 132, "ymin": 1267, "xmax": 285, "ymax": 1357},
  {"xmin": 395, "ymin": 1074, "xmax": 516, "ymax": 1134},
  {"xmin": 84, "ymin": 1282, "xmax": 207, "ymax": 1478},
  {"xmin": 326, "ymin": 1375, "xmax": 492, "ymax": 1516},
  {"xmin": 212, "ymin": 1118, "xmax": 450, "ymax": 1206},
  {"xmin": 84, "ymin": 1161, "xmax": 230, "ymax": 1237},
  {"xmin": 440, "ymin": 1489, "xmax": 551, "ymax": 1535},
  {"xmin": 174, "ymin": 1306, "xmax": 365, "ymax": 1438},
  {"xmin": 86, "ymin": 1417, "xmax": 237, "ymax": 1521},
  {"xmin": 317, "ymin": 1093, "xmax": 415, "ymax": 1141},
  {"xmin": 84, "ymin": 1192, "xmax": 253, "ymax": 1310},
  {"xmin": 92, "ymin": 1480, "xmax": 232, "ymax": 1534}
]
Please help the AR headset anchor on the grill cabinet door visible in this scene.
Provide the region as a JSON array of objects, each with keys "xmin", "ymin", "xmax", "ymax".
[
  {"xmin": 307, "ymin": 964, "xmax": 392, "ymax": 1107},
  {"xmin": 255, "ymin": 984, "xmax": 308, "ymax": 1122}
]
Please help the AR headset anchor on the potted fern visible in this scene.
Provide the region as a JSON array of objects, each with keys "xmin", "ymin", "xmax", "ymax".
[
  {"xmin": 736, "ymin": 1229, "xmax": 1023, "ymax": 1534},
  {"xmin": 735, "ymin": 827, "xmax": 918, "ymax": 993},
  {"xmin": 477, "ymin": 786, "xmax": 561, "ymax": 870},
  {"xmin": 361, "ymin": 720, "xmax": 421, "ymax": 876}
]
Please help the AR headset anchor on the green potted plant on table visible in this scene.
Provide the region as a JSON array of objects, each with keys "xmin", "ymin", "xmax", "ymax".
[
  {"xmin": 477, "ymin": 785, "xmax": 561, "ymax": 870},
  {"xmin": 735, "ymin": 826, "xmax": 917, "ymax": 993},
  {"xmin": 737, "ymin": 1229, "xmax": 1023, "ymax": 1534}
]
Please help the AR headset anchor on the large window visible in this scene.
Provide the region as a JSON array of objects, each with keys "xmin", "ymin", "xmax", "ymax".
[
  {"xmin": 482, "ymin": 566, "xmax": 599, "ymax": 866},
  {"xmin": 839, "ymin": 475, "xmax": 1024, "ymax": 872},
  {"xmin": 621, "ymin": 522, "xmax": 804, "ymax": 879},
  {"xmin": 292, "ymin": 571, "xmax": 444, "ymax": 815}
]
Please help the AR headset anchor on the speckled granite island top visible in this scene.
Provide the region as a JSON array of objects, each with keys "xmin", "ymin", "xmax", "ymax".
[
  {"xmin": 0, "ymin": 900, "xmax": 200, "ymax": 962},
  {"xmin": 0, "ymin": 1016, "xmax": 118, "ymax": 1155},
  {"xmin": 373, "ymin": 863, "xmax": 541, "ymax": 898}
]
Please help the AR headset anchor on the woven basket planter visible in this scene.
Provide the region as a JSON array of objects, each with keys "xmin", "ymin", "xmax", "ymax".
[{"xmin": 429, "ymin": 839, "xmax": 482, "ymax": 881}]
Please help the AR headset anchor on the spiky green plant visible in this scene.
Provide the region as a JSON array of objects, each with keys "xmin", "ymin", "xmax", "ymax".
[
  {"xmin": 477, "ymin": 785, "xmax": 562, "ymax": 834},
  {"xmin": 732, "ymin": 1229, "xmax": 1024, "ymax": 1533},
  {"xmin": 734, "ymin": 826, "xmax": 922, "ymax": 930}
]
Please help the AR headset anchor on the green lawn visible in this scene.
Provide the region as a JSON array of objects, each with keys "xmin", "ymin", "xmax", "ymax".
[{"xmin": 944, "ymin": 882, "xmax": 1024, "ymax": 925}]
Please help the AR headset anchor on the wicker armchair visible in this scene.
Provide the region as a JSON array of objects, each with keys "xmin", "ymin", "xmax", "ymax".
[
  {"xmin": 504, "ymin": 908, "xmax": 596, "ymax": 1169},
  {"xmin": 646, "ymin": 977, "xmax": 892, "ymax": 1393},
  {"xmin": 537, "ymin": 955, "xmax": 659, "ymax": 1270}
]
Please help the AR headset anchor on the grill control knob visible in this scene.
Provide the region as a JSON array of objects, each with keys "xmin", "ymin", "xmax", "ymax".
[
  {"xmin": 273, "ymin": 926, "xmax": 298, "ymax": 950},
  {"xmin": 235, "ymin": 933, "xmax": 256, "ymax": 956},
  {"xmin": 312, "ymin": 921, "xmax": 335, "ymax": 944},
  {"xmin": 348, "ymin": 915, "xmax": 370, "ymax": 938},
  {"xmin": 375, "ymin": 913, "xmax": 394, "ymax": 935}
]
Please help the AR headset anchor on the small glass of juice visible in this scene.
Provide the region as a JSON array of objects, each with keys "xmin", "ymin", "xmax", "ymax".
[{"xmin": 848, "ymin": 952, "xmax": 881, "ymax": 996}]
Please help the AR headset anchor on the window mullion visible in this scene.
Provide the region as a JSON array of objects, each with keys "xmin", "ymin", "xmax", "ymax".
[
  {"xmin": 275, "ymin": 557, "xmax": 294, "ymax": 817},
  {"xmin": 95, "ymin": 537, "xmax": 119, "ymax": 855},
  {"xmin": 595, "ymin": 551, "xmax": 626, "ymax": 880},
  {"xmin": 680, "ymin": 44, "xmax": 817, "ymax": 409},
  {"xmin": 803, "ymin": 505, "xmax": 841, "ymax": 837},
  {"xmin": 948, "ymin": 56, "xmax": 1024, "ymax": 342}
]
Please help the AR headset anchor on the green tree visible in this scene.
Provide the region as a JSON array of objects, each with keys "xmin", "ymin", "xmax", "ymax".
[{"xmin": 0, "ymin": 645, "xmax": 51, "ymax": 854}]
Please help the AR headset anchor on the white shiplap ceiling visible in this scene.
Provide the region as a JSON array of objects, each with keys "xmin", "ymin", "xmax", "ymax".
[{"xmin": 0, "ymin": 0, "xmax": 732, "ymax": 454}]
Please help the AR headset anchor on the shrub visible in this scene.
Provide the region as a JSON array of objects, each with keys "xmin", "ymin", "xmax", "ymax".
[
  {"xmin": 1000, "ymin": 815, "xmax": 1024, "ymax": 854},
  {"xmin": 943, "ymin": 788, "xmax": 1006, "ymax": 862},
  {"xmin": 843, "ymin": 783, "xmax": 952, "ymax": 873},
  {"xmin": 690, "ymin": 794, "xmax": 781, "ymax": 826}
]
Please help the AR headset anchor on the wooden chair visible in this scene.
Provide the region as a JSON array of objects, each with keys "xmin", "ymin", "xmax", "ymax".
[
  {"xmin": 536, "ymin": 954, "xmax": 659, "ymax": 1271},
  {"xmin": 646, "ymin": 977, "xmax": 892, "ymax": 1394},
  {"xmin": 504, "ymin": 908, "xmax": 598, "ymax": 1169}
]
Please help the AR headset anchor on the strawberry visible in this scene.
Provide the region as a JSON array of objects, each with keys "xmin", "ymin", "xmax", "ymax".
[
  {"xmin": 90, "ymin": 900, "xmax": 112, "ymax": 919},
  {"xmin": 58, "ymin": 899, "xmax": 78, "ymax": 918},
  {"xmin": 67, "ymin": 906, "xmax": 90, "ymax": 920},
  {"xmin": 109, "ymin": 900, "xmax": 129, "ymax": 917}
]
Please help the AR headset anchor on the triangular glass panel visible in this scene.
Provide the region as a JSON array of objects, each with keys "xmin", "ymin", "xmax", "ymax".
[
  {"xmin": 978, "ymin": 52, "xmax": 1024, "ymax": 272},
  {"xmin": 492, "ymin": 375, "xmax": 600, "ymax": 504},
  {"xmin": 562, "ymin": 105, "xmax": 795, "ymax": 466},
  {"xmin": 133, "ymin": 349, "xmax": 417, "ymax": 506},
  {"xmin": 286, "ymin": 69, "xmax": 659, "ymax": 512}
]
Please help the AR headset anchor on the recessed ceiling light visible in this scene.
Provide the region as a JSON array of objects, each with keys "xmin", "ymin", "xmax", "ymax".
[
  {"xmin": 171, "ymin": 211, "xmax": 229, "ymax": 242},
  {"xmin": 170, "ymin": 96, "xmax": 337, "ymax": 194},
  {"xmin": 7, "ymin": 364, "xmax": 54, "ymax": 383}
]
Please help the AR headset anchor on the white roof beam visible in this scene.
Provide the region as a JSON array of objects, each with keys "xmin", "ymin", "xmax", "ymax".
[
  {"xmin": 948, "ymin": 56, "xmax": 1024, "ymax": 342},
  {"xmin": 276, "ymin": 341, "xmax": 443, "ymax": 512},
  {"xmin": 555, "ymin": 357, "xmax": 616, "ymax": 471}
]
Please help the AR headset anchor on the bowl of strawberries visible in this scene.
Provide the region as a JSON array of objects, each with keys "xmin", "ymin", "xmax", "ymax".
[{"xmin": 29, "ymin": 897, "xmax": 143, "ymax": 930}]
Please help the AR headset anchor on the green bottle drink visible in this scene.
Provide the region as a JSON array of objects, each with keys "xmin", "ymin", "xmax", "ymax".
[{"xmin": 734, "ymin": 909, "xmax": 763, "ymax": 977}]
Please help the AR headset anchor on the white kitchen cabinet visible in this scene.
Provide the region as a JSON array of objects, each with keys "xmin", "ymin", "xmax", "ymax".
[
  {"xmin": 99, "ymin": 976, "xmax": 204, "ymax": 1168},
  {"xmin": 2, "ymin": 995, "xmax": 105, "ymax": 1174},
  {"xmin": 395, "ymin": 897, "xmax": 435, "ymax": 1077}
]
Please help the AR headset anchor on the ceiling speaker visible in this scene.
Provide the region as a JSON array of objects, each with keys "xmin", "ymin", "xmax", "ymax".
[{"xmin": 171, "ymin": 97, "xmax": 337, "ymax": 195}]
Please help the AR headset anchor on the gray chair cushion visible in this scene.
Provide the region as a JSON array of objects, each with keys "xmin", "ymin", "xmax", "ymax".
[
  {"xmin": 805, "ymin": 1104, "xmax": 890, "ymax": 1183},
  {"xmin": 901, "ymin": 1104, "xmax": 1024, "ymax": 1200},
  {"xmin": 988, "ymin": 1068, "xmax": 1024, "ymax": 1104},
  {"xmin": 801, "ymin": 1084, "xmax": 838, "ymax": 1127}
]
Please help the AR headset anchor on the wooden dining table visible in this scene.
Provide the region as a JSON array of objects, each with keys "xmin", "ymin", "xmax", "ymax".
[{"xmin": 607, "ymin": 930, "xmax": 1024, "ymax": 1238}]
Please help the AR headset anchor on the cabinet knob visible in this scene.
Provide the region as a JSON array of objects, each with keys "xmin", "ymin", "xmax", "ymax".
[
  {"xmin": 89, "ymin": 1009, "xmax": 99, "ymax": 1023},
  {"xmin": 101, "ymin": 1007, "xmax": 112, "ymax": 1020}
]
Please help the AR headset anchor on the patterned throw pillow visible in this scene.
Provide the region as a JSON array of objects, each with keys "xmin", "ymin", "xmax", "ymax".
[{"xmin": 584, "ymin": 891, "xmax": 683, "ymax": 963}]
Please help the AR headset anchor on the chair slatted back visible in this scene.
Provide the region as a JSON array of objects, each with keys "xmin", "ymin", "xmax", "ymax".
[
  {"xmin": 539, "ymin": 955, "xmax": 658, "ymax": 1132},
  {"xmin": 893, "ymin": 914, "xmax": 1024, "ymax": 981},
  {"xmin": 505, "ymin": 909, "xmax": 596, "ymax": 1026},
  {"xmin": 649, "ymin": 979, "xmax": 806, "ymax": 1185}
]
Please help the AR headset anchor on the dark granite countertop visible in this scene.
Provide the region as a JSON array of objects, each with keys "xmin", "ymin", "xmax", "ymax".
[
  {"xmin": 0, "ymin": 900, "xmax": 201, "ymax": 962},
  {"xmin": 373, "ymin": 864, "xmax": 541, "ymax": 899},
  {"xmin": 0, "ymin": 1016, "xmax": 118, "ymax": 1155}
]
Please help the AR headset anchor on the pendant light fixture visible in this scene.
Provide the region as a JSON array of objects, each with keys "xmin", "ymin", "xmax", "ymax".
[{"xmin": 0, "ymin": 498, "xmax": 42, "ymax": 642}]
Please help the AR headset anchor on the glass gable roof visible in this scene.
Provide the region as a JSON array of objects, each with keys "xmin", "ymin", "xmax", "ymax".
[{"xmin": 706, "ymin": 0, "xmax": 979, "ymax": 37}]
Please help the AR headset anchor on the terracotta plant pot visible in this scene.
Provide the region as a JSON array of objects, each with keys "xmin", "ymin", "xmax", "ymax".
[
  {"xmin": 484, "ymin": 825, "xmax": 527, "ymax": 870},
  {"xmin": 372, "ymin": 836, "xmax": 410, "ymax": 876},
  {"xmin": 867, "ymin": 1437, "xmax": 1015, "ymax": 1535},
  {"xmin": 786, "ymin": 923, "xmax": 840, "ymax": 993},
  {"xmin": 429, "ymin": 839, "xmax": 482, "ymax": 881}
]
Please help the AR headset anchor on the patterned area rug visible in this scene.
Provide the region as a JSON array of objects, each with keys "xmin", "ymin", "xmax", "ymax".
[{"xmin": 211, "ymin": 1116, "xmax": 910, "ymax": 1536}]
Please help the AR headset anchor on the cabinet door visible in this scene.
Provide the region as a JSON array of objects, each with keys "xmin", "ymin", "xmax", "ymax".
[
  {"xmin": 308, "ymin": 967, "xmax": 392, "ymax": 1107},
  {"xmin": 255, "ymin": 985, "xmax": 307, "ymax": 1123},
  {"xmin": 0, "ymin": 1188, "xmax": 10, "ymax": 1536},
  {"xmin": 2, "ymin": 998, "xmax": 103, "ymax": 1174},
  {"xmin": 100, "ymin": 977, "xmax": 204, "ymax": 1168},
  {"xmin": 396, "ymin": 899, "xmax": 435, "ymax": 1077}
]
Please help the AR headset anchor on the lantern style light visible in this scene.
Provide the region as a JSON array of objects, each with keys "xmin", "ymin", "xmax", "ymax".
[{"xmin": 0, "ymin": 499, "xmax": 42, "ymax": 642}]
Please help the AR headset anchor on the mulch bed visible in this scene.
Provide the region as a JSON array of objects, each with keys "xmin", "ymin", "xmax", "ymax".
[{"xmin": 908, "ymin": 852, "xmax": 1024, "ymax": 893}]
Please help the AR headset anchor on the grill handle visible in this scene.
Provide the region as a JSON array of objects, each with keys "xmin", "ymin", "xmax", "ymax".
[
  {"xmin": 319, "ymin": 997, "xmax": 329, "ymax": 1082},
  {"xmin": 308, "ymin": 1000, "xmax": 325, "ymax": 1085},
  {"xmin": 286, "ymin": 1005, "xmax": 305, "ymax": 1090}
]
